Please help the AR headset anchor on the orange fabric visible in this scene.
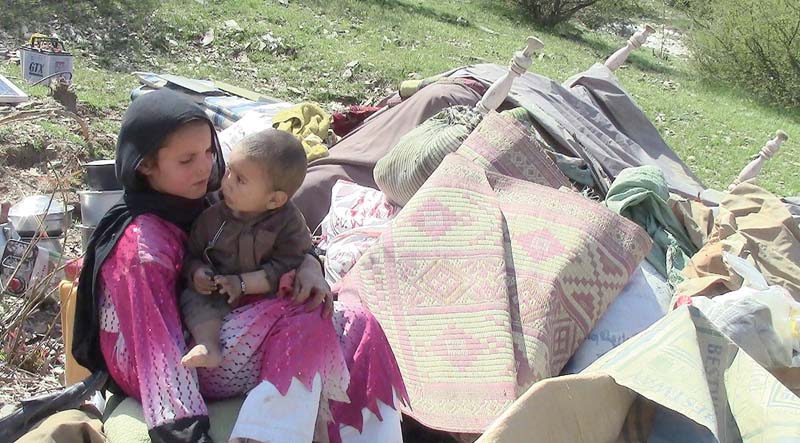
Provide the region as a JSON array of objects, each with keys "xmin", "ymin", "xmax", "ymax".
[
  {"xmin": 677, "ymin": 182, "xmax": 800, "ymax": 301},
  {"xmin": 60, "ymin": 280, "xmax": 91, "ymax": 386}
]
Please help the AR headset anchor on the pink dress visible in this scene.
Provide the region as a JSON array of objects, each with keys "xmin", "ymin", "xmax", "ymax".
[{"xmin": 96, "ymin": 214, "xmax": 407, "ymax": 442}]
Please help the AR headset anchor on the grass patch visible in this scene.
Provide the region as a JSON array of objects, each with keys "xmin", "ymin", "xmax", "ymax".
[{"xmin": 1, "ymin": 0, "xmax": 798, "ymax": 195}]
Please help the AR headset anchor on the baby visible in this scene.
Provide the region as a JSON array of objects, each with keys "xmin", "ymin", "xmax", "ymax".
[{"xmin": 180, "ymin": 129, "xmax": 311, "ymax": 368}]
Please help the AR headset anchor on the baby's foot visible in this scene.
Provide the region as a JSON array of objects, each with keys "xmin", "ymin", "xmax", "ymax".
[{"xmin": 181, "ymin": 344, "xmax": 222, "ymax": 368}]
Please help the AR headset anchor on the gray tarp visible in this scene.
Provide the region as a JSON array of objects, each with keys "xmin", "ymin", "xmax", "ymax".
[
  {"xmin": 293, "ymin": 63, "xmax": 706, "ymax": 230},
  {"xmin": 448, "ymin": 63, "xmax": 705, "ymax": 198}
]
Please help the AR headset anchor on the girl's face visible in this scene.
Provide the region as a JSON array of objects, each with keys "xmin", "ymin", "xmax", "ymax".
[{"xmin": 138, "ymin": 121, "xmax": 215, "ymax": 200}]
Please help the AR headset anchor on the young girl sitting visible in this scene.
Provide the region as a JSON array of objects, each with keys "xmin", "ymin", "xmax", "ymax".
[
  {"xmin": 73, "ymin": 89, "xmax": 408, "ymax": 443},
  {"xmin": 181, "ymin": 129, "xmax": 312, "ymax": 369}
]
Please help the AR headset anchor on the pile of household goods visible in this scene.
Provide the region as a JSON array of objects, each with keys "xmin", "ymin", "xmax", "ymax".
[
  {"xmin": 16, "ymin": 38, "xmax": 799, "ymax": 442},
  {"xmin": 305, "ymin": 59, "xmax": 796, "ymax": 440},
  {"xmin": 297, "ymin": 67, "xmax": 800, "ymax": 442},
  {"xmin": 0, "ymin": 157, "xmax": 125, "ymax": 299},
  {"xmin": 95, "ymin": 58, "xmax": 800, "ymax": 442}
]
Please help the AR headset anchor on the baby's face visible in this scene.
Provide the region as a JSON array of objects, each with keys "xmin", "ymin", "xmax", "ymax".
[{"xmin": 222, "ymin": 148, "xmax": 283, "ymax": 215}]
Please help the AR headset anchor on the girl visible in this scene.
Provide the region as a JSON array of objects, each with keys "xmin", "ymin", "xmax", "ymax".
[{"xmin": 73, "ymin": 89, "xmax": 407, "ymax": 443}]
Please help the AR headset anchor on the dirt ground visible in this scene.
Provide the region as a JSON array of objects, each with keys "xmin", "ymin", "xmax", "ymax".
[
  {"xmin": 0, "ymin": 104, "xmax": 86, "ymax": 415},
  {"xmin": 1, "ymin": 30, "xmax": 121, "ymax": 413}
]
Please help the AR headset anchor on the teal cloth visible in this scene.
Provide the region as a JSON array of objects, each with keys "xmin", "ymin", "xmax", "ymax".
[{"xmin": 605, "ymin": 166, "xmax": 697, "ymax": 287}]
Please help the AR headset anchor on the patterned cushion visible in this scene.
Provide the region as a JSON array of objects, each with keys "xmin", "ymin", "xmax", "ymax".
[{"xmin": 373, "ymin": 105, "xmax": 482, "ymax": 206}]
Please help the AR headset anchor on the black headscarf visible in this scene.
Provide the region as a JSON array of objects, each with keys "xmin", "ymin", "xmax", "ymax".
[{"xmin": 73, "ymin": 89, "xmax": 225, "ymax": 372}]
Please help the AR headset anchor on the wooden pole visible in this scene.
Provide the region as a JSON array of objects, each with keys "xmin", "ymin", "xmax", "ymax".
[
  {"xmin": 728, "ymin": 130, "xmax": 789, "ymax": 190},
  {"xmin": 475, "ymin": 36, "xmax": 544, "ymax": 115},
  {"xmin": 604, "ymin": 25, "xmax": 655, "ymax": 71}
]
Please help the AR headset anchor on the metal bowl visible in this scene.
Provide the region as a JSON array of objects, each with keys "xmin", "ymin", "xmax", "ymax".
[{"xmin": 8, "ymin": 195, "xmax": 72, "ymax": 236}]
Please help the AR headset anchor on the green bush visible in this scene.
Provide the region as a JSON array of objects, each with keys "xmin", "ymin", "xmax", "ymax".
[
  {"xmin": 515, "ymin": 0, "xmax": 604, "ymax": 26},
  {"xmin": 688, "ymin": 0, "xmax": 800, "ymax": 108}
]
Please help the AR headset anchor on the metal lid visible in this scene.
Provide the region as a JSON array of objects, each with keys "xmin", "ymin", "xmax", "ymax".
[{"xmin": 9, "ymin": 195, "xmax": 70, "ymax": 217}]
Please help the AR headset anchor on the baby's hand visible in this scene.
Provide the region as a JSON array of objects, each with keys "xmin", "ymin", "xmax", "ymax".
[
  {"xmin": 192, "ymin": 266, "xmax": 216, "ymax": 295},
  {"xmin": 214, "ymin": 275, "xmax": 243, "ymax": 306}
]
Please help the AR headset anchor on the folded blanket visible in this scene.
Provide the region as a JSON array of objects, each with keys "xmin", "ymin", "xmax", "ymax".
[
  {"xmin": 273, "ymin": 102, "xmax": 331, "ymax": 161},
  {"xmin": 678, "ymin": 181, "xmax": 800, "ymax": 302}
]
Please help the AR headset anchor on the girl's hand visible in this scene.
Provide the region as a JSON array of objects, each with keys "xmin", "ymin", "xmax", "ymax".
[
  {"xmin": 192, "ymin": 266, "xmax": 216, "ymax": 295},
  {"xmin": 293, "ymin": 254, "xmax": 333, "ymax": 318},
  {"xmin": 215, "ymin": 275, "xmax": 243, "ymax": 305}
]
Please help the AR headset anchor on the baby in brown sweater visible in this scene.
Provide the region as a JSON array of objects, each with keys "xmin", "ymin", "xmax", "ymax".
[{"xmin": 180, "ymin": 129, "xmax": 311, "ymax": 368}]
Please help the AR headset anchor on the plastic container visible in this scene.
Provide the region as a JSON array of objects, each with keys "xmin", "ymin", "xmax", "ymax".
[{"xmin": 59, "ymin": 279, "xmax": 91, "ymax": 385}]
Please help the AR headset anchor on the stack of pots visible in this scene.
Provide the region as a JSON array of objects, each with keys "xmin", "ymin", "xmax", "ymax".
[{"xmin": 78, "ymin": 160, "xmax": 122, "ymax": 249}]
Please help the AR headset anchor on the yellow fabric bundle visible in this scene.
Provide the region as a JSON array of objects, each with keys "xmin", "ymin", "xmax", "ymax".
[{"xmin": 272, "ymin": 103, "xmax": 331, "ymax": 162}]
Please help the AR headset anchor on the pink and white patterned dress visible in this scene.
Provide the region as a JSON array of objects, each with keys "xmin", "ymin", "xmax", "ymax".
[{"xmin": 97, "ymin": 213, "xmax": 407, "ymax": 442}]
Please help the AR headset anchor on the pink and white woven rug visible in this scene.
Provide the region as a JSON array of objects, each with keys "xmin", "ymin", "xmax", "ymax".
[{"xmin": 338, "ymin": 112, "xmax": 651, "ymax": 432}]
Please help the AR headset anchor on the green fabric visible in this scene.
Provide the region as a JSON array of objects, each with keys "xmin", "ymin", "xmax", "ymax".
[
  {"xmin": 398, "ymin": 75, "xmax": 442, "ymax": 99},
  {"xmin": 103, "ymin": 396, "xmax": 244, "ymax": 443},
  {"xmin": 374, "ymin": 105, "xmax": 482, "ymax": 206},
  {"xmin": 605, "ymin": 165, "xmax": 696, "ymax": 287}
]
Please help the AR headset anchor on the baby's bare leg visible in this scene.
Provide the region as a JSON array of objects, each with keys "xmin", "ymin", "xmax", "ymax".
[{"xmin": 182, "ymin": 318, "xmax": 224, "ymax": 368}]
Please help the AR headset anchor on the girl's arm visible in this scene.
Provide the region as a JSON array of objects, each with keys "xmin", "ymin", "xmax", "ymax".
[{"xmin": 98, "ymin": 216, "xmax": 210, "ymax": 442}]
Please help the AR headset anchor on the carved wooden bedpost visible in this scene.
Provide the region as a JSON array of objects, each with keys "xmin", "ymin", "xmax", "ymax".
[
  {"xmin": 728, "ymin": 130, "xmax": 789, "ymax": 190},
  {"xmin": 604, "ymin": 25, "xmax": 655, "ymax": 71},
  {"xmin": 475, "ymin": 36, "xmax": 544, "ymax": 115}
]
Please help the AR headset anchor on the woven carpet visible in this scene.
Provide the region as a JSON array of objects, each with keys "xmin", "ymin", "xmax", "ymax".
[{"xmin": 337, "ymin": 112, "xmax": 652, "ymax": 432}]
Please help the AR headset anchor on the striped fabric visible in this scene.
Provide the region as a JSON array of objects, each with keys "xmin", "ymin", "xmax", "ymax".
[{"xmin": 373, "ymin": 106, "xmax": 482, "ymax": 206}]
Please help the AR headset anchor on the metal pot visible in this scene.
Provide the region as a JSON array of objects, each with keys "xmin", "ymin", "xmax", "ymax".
[
  {"xmin": 78, "ymin": 190, "xmax": 123, "ymax": 226},
  {"xmin": 84, "ymin": 159, "xmax": 121, "ymax": 191},
  {"xmin": 0, "ymin": 223, "xmax": 8, "ymax": 254},
  {"xmin": 8, "ymin": 195, "xmax": 72, "ymax": 236}
]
